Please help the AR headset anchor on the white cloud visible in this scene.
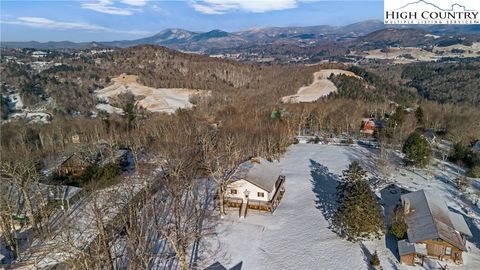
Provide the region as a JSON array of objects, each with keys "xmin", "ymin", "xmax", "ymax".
[
  {"xmin": 1, "ymin": 17, "xmax": 150, "ymax": 35},
  {"xmin": 190, "ymin": 0, "xmax": 299, "ymax": 14},
  {"xmin": 120, "ymin": 0, "xmax": 147, "ymax": 6},
  {"xmin": 81, "ymin": 0, "xmax": 144, "ymax": 15}
]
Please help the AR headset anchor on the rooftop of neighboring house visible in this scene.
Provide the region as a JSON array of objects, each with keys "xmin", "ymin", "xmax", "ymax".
[
  {"xmin": 398, "ymin": 239, "xmax": 427, "ymax": 256},
  {"xmin": 1, "ymin": 181, "xmax": 82, "ymax": 216},
  {"xmin": 423, "ymin": 130, "xmax": 437, "ymax": 141},
  {"xmin": 473, "ymin": 140, "xmax": 480, "ymax": 152},
  {"xmin": 401, "ymin": 189, "xmax": 472, "ymax": 251},
  {"xmin": 43, "ymin": 140, "xmax": 133, "ymax": 176}
]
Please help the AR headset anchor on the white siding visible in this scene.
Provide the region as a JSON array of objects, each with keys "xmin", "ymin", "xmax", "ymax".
[{"xmin": 226, "ymin": 179, "xmax": 274, "ymax": 202}]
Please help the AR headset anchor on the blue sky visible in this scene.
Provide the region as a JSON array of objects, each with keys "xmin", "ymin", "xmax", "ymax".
[{"xmin": 1, "ymin": 1, "xmax": 383, "ymax": 42}]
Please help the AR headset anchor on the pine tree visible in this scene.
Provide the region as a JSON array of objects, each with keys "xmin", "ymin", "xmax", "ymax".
[
  {"xmin": 402, "ymin": 132, "xmax": 432, "ymax": 167},
  {"xmin": 415, "ymin": 106, "xmax": 424, "ymax": 125},
  {"xmin": 390, "ymin": 205, "xmax": 408, "ymax": 239},
  {"xmin": 336, "ymin": 161, "xmax": 367, "ymax": 204},
  {"xmin": 332, "ymin": 162, "xmax": 385, "ymax": 241}
]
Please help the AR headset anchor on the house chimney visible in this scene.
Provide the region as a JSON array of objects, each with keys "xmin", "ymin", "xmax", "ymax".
[{"xmin": 404, "ymin": 199, "xmax": 411, "ymax": 214}]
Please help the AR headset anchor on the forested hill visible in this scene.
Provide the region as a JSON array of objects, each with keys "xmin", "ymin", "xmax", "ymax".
[
  {"xmin": 2, "ymin": 45, "xmax": 480, "ymax": 118},
  {"xmin": 401, "ymin": 62, "xmax": 480, "ymax": 106},
  {"xmin": 0, "ymin": 45, "xmax": 317, "ymax": 114}
]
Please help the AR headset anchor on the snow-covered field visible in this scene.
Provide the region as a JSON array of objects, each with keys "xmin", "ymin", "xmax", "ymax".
[
  {"xmin": 202, "ymin": 144, "xmax": 480, "ymax": 270},
  {"xmin": 281, "ymin": 69, "xmax": 361, "ymax": 103}
]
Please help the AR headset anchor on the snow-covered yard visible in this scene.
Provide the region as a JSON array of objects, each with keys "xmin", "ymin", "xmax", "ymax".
[{"xmin": 202, "ymin": 144, "xmax": 480, "ymax": 270}]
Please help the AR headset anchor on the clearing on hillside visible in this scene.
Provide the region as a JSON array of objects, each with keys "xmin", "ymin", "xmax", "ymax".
[
  {"xmin": 281, "ymin": 69, "xmax": 360, "ymax": 103},
  {"xmin": 356, "ymin": 43, "xmax": 480, "ymax": 64},
  {"xmin": 95, "ymin": 74, "xmax": 208, "ymax": 114}
]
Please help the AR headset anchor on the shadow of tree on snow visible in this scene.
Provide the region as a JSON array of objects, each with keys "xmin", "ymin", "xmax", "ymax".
[
  {"xmin": 310, "ymin": 159, "xmax": 340, "ymax": 224},
  {"xmin": 359, "ymin": 242, "xmax": 376, "ymax": 270}
]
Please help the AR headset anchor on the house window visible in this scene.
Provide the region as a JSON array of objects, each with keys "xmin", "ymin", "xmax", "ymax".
[
  {"xmin": 231, "ymin": 189, "xmax": 237, "ymax": 195},
  {"xmin": 445, "ymin": 247, "xmax": 452, "ymax": 255},
  {"xmin": 257, "ymin": 192, "xmax": 265, "ymax": 198}
]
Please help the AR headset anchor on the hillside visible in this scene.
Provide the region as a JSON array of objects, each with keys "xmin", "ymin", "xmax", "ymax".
[
  {"xmin": 350, "ymin": 28, "xmax": 480, "ymax": 51},
  {"xmin": 0, "ymin": 45, "xmax": 317, "ymax": 114},
  {"xmin": 401, "ymin": 62, "xmax": 480, "ymax": 105}
]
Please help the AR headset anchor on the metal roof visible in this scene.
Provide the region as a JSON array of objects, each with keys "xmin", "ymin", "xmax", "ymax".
[
  {"xmin": 398, "ymin": 240, "xmax": 427, "ymax": 256},
  {"xmin": 401, "ymin": 190, "xmax": 471, "ymax": 251},
  {"xmin": 1, "ymin": 182, "xmax": 82, "ymax": 216},
  {"xmin": 449, "ymin": 211, "xmax": 473, "ymax": 237},
  {"xmin": 231, "ymin": 157, "xmax": 282, "ymax": 193}
]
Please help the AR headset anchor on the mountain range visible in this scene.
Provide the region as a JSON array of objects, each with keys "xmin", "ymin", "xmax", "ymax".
[
  {"xmin": 2, "ymin": 20, "xmax": 480, "ymax": 52},
  {"xmin": 394, "ymin": 0, "xmax": 472, "ymax": 12}
]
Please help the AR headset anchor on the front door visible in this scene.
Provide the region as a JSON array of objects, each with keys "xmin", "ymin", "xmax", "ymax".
[{"xmin": 243, "ymin": 190, "xmax": 250, "ymax": 201}]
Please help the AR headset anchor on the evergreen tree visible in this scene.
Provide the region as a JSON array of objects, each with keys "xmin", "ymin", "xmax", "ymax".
[
  {"xmin": 391, "ymin": 106, "xmax": 405, "ymax": 126},
  {"xmin": 415, "ymin": 106, "xmax": 424, "ymax": 125},
  {"xmin": 336, "ymin": 161, "xmax": 367, "ymax": 204},
  {"xmin": 123, "ymin": 102, "xmax": 136, "ymax": 129},
  {"xmin": 332, "ymin": 162, "xmax": 385, "ymax": 241},
  {"xmin": 0, "ymin": 95, "xmax": 9, "ymax": 120},
  {"xmin": 467, "ymin": 165, "xmax": 480, "ymax": 178},
  {"xmin": 120, "ymin": 92, "xmax": 137, "ymax": 130},
  {"xmin": 402, "ymin": 132, "xmax": 432, "ymax": 167},
  {"xmin": 386, "ymin": 106, "xmax": 406, "ymax": 139},
  {"xmin": 390, "ymin": 205, "xmax": 408, "ymax": 239}
]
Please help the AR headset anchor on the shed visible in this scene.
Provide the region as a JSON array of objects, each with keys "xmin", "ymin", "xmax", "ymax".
[{"xmin": 398, "ymin": 240, "xmax": 426, "ymax": 266}]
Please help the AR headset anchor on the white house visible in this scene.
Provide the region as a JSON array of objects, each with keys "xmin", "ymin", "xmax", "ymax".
[
  {"xmin": 225, "ymin": 157, "xmax": 285, "ymax": 214},
  {"xmin": 31, "ymin": 51, "xmax": 48, "ymax": 58}
]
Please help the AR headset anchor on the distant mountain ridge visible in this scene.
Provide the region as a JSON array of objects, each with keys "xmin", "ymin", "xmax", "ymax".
[
  {"xmin": 2, "ymin": 19, "xmax": 479, "ymax": 51},
  {"xmin": 394, "ymin": 0, "xmax": 473, "ymax": 11}
]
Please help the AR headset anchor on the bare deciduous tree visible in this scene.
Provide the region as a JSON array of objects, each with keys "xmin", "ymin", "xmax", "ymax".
[{"xmin": 1, "ymin": 158, "xmax": 41, "ymax": 233}]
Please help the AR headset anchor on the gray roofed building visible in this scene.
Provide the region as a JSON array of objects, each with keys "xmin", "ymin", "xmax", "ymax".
[
  {"xmin": 225, "ymin": 157, "xmax": 285, "ymax": 216},
  {"xmin": 1, "ymin": 182, "xmax": 82, "ymax": 218},
  {"xmin": 473, "ymin": 140, "xmax": 480, "ymax": 152},
  {"xmin": 448, "ymin": 211, "xmax": 473, "ymax": 237},
  {"xmin": 231, "ymin": 157, "xmax": 282, "ymax": 193},
  {"xmin": 401, "ymin": 190, "xmax": 472, "ymax": 251},
  {"xmin": 398, "ymin": 240, "xmax": 427, "ymax": 256}
]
